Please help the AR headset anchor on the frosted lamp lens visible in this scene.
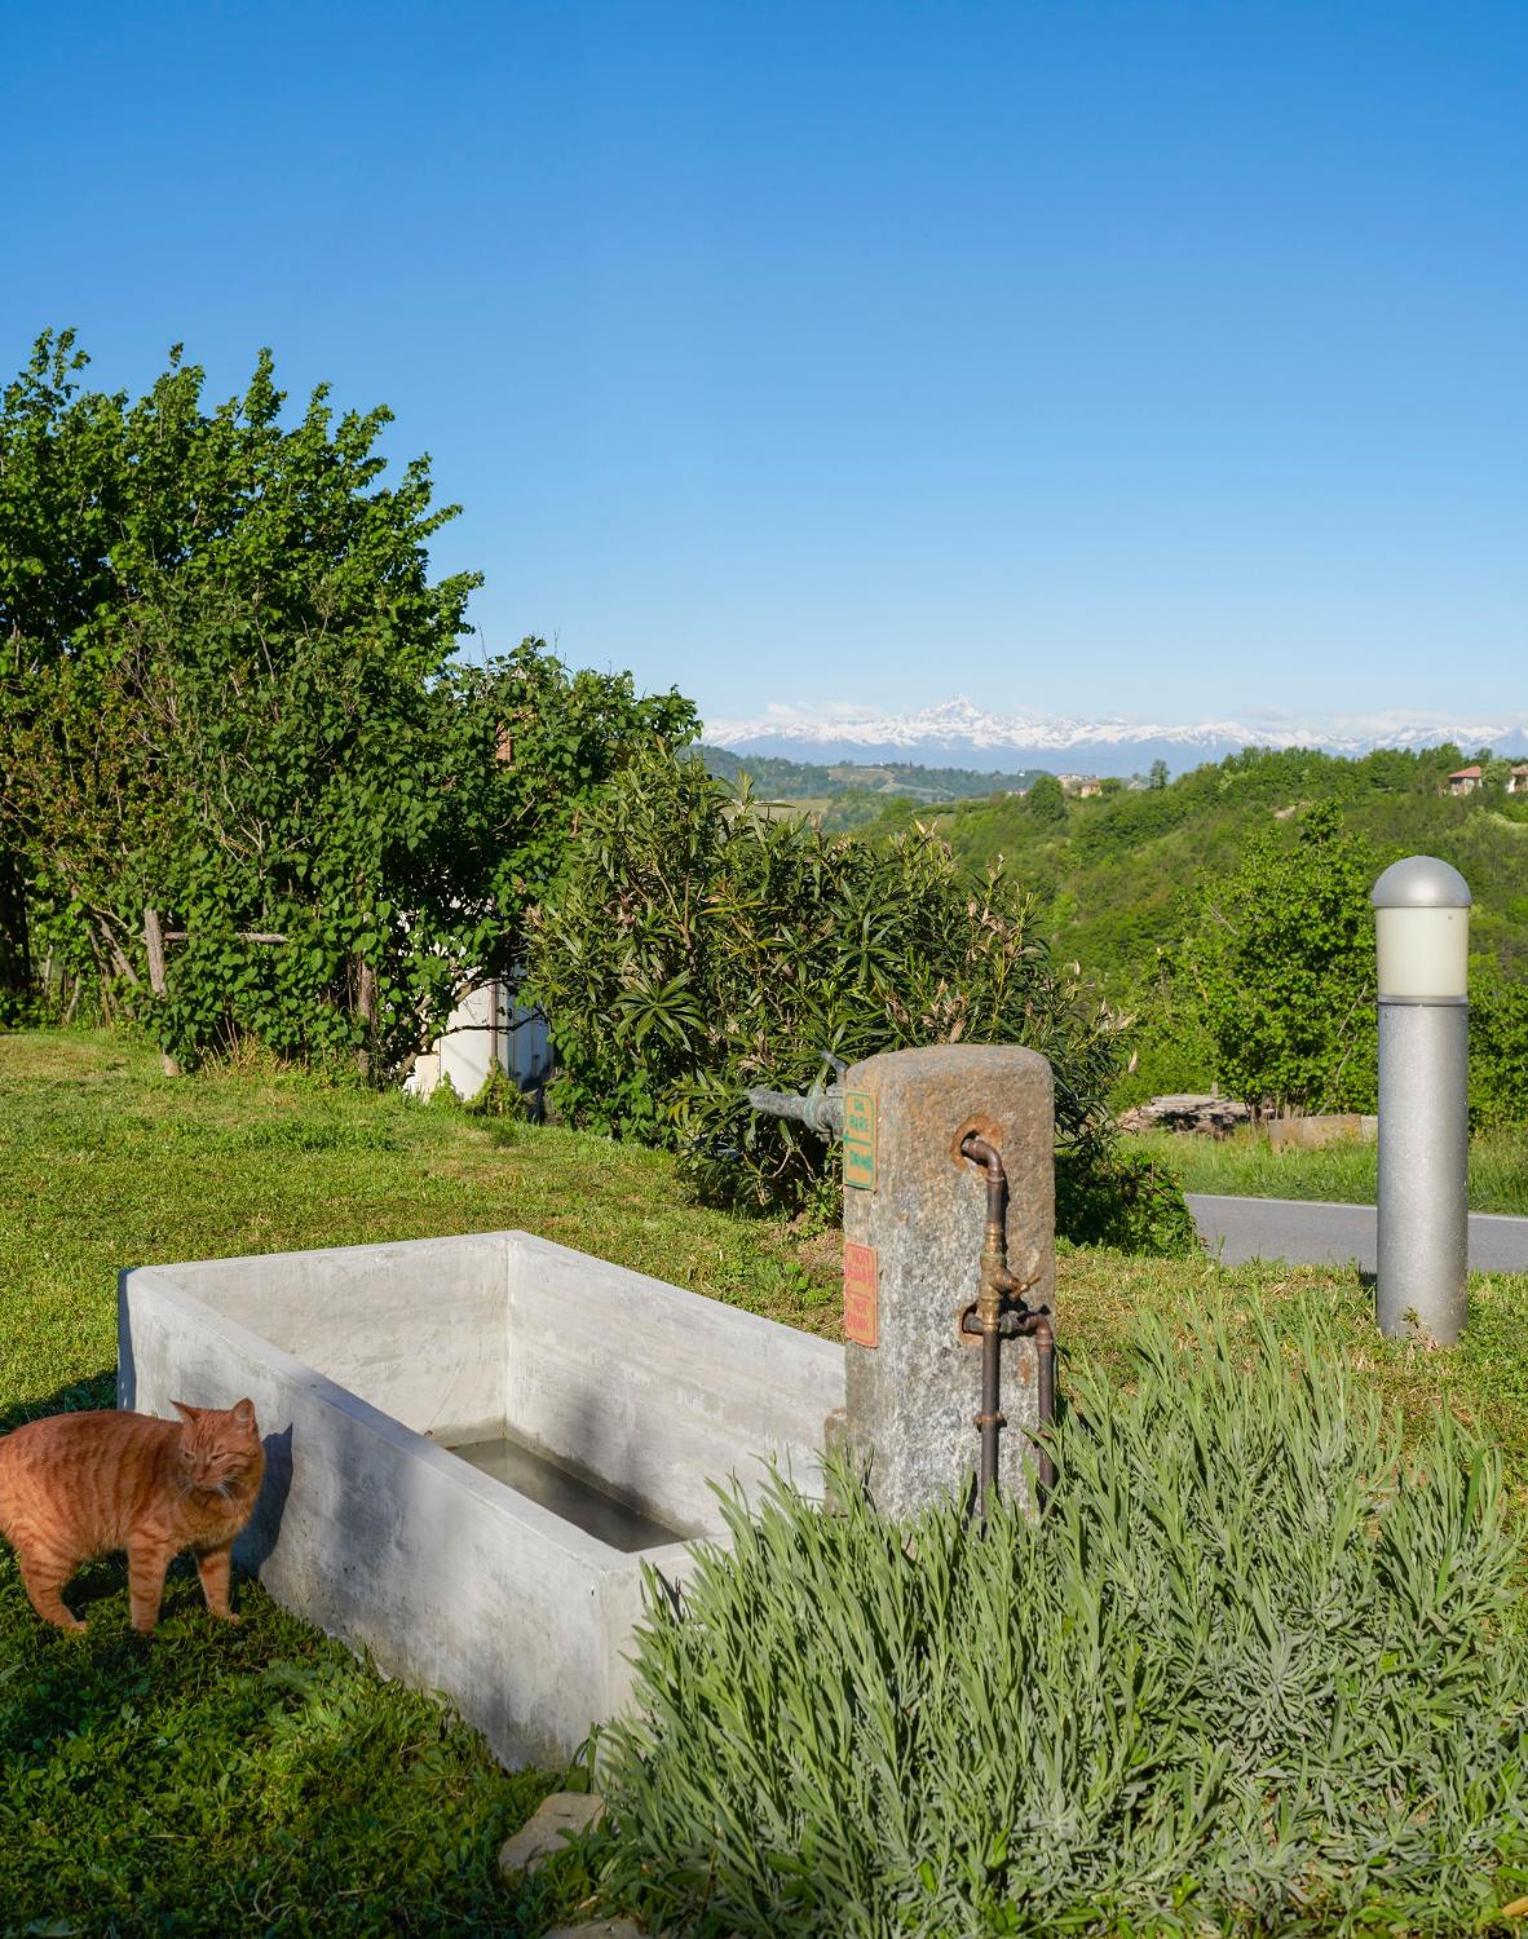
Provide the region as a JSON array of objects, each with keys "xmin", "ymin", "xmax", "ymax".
[{"xmin": 1375, "ymin": 906, "xmax": 1469, "ymax": 999}]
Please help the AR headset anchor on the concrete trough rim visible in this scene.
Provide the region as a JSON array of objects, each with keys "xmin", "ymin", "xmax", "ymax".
[
  {"xmin": 506, "ymin": 1229, "xmax": 844, "ymax": 1386},
  {"xmin": 118, "ymin": 1262, "xmax": 696, "ymax": 1570}
]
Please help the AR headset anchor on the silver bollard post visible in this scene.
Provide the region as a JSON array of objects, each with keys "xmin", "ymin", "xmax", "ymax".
[{"xmin": 1371, "ymin": 855, "xmax": 1471, "ymax": 1344}]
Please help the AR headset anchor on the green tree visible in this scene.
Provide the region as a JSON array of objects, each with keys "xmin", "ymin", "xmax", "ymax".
[
  {"xmin": 1148, "ymin": 758, "xmax": 1170, "ymax": 790},
  {"xmin": 1470, "ymin": 956, "xmax": 1528, "ymax": 1128},
  {"xmin": 1026, "ymin": 772, "xmax": 1067, "ymax": 824},
  {"xmin": 1181, "ymin": 804, "xmax": 1378, "ymax": 1113},
  {"xmin": 0, "ymin": 330, "xmax": 694, "ymax": 1070}
]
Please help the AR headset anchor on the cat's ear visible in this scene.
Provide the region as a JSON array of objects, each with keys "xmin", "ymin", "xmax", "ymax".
[
  {"xmin": 230, "ymin": 1398, "xmax": 256, "ymax": 1431},
  {"xmin": 171, "ymin": 1400, "xmax": 202, "ymax": 1424}
]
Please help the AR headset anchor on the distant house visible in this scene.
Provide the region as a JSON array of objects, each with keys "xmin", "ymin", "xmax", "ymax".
[
  {"xmin": 1057, "ymin": 773, "xmax": 1102, "ymax": 798},
  {"xmin": 1508, "ymin": 764, "xmax": 1528, "ymax": 797},
  {"xmin": 1445, "ymin": 765, "xmax": 1484, "ymax": 796}
]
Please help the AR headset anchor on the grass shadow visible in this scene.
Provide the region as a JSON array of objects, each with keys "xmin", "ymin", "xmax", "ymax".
[{"xmin": 0, "ymin": 1368, "xmax": 115, "ymax": 1436}]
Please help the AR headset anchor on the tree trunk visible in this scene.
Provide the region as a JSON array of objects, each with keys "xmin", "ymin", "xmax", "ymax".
[{"xmin": 143, "ymin": 908, "xmax": 181, "ymax": 1076}]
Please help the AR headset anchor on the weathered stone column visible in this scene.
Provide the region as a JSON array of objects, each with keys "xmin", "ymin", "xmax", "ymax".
[{"xmin": 838, "ymin": 1044, "xmax": 1055, "ymax": 1519}]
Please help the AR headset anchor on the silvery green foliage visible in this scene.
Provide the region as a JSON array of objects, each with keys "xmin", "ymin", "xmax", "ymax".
[{"xmin": 599, "ymin": 1306, "xmax": 1528, "ymax": 1936}]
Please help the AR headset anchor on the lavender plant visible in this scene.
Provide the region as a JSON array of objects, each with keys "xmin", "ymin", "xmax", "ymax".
[{"xmin": 597, "ymin": 1302, "xmax": 1528, "ymax": 1936}]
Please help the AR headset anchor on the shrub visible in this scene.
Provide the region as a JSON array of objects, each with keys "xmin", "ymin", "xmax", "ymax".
[
  {"xmin": 527, "ymin": 752, "xmax": 1168, "ymax": 1241},
  {"xmin": 1054, "ymin": 1142, "xmax": 1200, "ymax": 1255},
  {"xmin": 597, "ymin": 1304, "xmax": 1528, "ymax": 1936}
]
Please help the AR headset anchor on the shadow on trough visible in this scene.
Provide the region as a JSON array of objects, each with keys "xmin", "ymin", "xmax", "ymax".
[{"xmin": 238, "ymin": 1423, "xmax": 294, "ymax": 1576}]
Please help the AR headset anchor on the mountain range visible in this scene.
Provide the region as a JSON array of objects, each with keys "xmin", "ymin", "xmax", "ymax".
[{"xmin": 702, "ymin": 698, "xmax": 1528, "ymax": 776}]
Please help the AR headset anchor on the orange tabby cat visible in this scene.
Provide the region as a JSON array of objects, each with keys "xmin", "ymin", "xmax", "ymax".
[{"xmin": 0, "ymin": 1399, "xmax": 265, "ymax": 1634}]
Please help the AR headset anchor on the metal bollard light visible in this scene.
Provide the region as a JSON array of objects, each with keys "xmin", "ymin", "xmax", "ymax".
[{"xmin": 1372, "ymin": 855, "xmax": 1471, "ymax": 1345}]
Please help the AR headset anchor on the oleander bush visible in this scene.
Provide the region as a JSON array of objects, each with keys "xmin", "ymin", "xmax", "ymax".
[
  {"xmin": 528, "ymin": 748, "xmax": 1194, "ymax": 1249},
  {"xmin": 597, "ymin": 1302, "xmax": 1528, "ymax": 1936}
]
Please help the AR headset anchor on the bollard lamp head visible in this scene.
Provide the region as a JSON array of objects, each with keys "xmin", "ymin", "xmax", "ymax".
[{"xmin": 1371, "ymin": 855, "xmax": 1471, "ymax": 1001}]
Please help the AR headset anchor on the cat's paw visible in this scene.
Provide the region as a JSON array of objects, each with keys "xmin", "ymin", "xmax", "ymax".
[{"xmin": 212, "ymin": 1609, "xmax": 241, "ymax": 1626}]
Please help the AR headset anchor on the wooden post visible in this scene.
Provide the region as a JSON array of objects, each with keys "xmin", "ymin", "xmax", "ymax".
[
  {"xmin": 143, "ymin": 908, "xmax": 181, "ymax": 1077},
  {"xmin": 356, "ymin": 956, "xmax": 376, "ymax": 1082}
]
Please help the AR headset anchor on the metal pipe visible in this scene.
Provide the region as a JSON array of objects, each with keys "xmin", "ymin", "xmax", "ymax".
[
  {"xmin": 1015, "ymin": 1310, "xmax": 1056, "ymax": 1500},
  {"xmin": 977, "ymin": 1319, "xmax": 1003, "ymax": 1503},
  {"xmin": 962, "ymin": 1134, "xmax": 1009, "ymax": 1505},
  {"xmin": 960, "ymin": 1131, "xmax": 1055, "ymax": 1513},
  {"xmin": 744, "ymin": 1082, "xmax": 845, "ymax": 1139}
]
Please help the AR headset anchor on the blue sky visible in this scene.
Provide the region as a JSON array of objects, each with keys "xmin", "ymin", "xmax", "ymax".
[{"xmin": 4, "ymin": 0, "xmax": 1525, "ymax": 729}]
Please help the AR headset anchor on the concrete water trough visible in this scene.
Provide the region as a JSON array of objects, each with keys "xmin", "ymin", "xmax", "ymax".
[{"xmin": 118, "ymin": 1232, "xmax": 844, "ymax": 1767}]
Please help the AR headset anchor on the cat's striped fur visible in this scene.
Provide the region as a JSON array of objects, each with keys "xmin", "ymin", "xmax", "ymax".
[{"xmin": 0, "ymin": 1399, "xmax": 265, "ymax": 1633}]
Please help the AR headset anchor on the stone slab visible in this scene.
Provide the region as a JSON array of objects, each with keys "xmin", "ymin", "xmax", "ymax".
[
  {"xmin": 1268, "ymin": 1113, "xmax": 1377, "ymax": 1150},
  {"xmin": 1117, "ymin": 1093, "xmax": 1251, "ymax": 1136},
  {"xmin": 498, "ymin": 1791, "xmax": 605, "ymax": 1877}
]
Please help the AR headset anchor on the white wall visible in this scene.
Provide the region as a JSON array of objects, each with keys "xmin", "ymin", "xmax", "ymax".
[{"xmin": 406, "ymin": 979, "xmax": 551, "ymax": 1102}]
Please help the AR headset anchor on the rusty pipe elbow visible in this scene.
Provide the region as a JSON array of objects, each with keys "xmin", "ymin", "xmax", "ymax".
[{"xmin": 962, "ymin": 1133, "xmax": 1008, "ymax": 1240}]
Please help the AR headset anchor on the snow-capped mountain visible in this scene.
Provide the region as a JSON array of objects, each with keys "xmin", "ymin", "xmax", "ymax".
[{"xmin": 702, "ymin": 698, "xmax": 1528, "ymax": 776}]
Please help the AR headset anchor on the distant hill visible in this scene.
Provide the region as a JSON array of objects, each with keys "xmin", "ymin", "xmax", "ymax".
[
  {"xmin": 850, "ymin": 742, "xmax": 1528, "ymax": 990},
  {"xmin": 697, "ymin": 744, "xmax": 1048, "ymax": 804}
]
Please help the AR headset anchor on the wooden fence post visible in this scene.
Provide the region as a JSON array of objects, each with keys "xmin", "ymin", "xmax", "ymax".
[
  {"xmin": 356, "ymin": 956, "xmax": 376, "ymax": 1081},
  {"xmin": 143, "ymin": 908, "xmax": 181, "ymax": 1077}
]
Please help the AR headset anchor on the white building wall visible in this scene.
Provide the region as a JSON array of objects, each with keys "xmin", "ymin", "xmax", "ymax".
[{"xmin": 406, "ymin": 981, "xmax": 551, "ymax": 1102}]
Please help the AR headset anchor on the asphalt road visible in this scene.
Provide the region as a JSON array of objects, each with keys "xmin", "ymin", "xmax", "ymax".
[{"xmin": 1187, "ymin": 1193, "xmax": 1528, "ymax": 1275}]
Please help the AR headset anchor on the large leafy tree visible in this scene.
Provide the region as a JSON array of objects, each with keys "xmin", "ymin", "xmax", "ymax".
[
  {"xmin": 0, "ymin": 330, "xmax": 694, "ymax": 1071},
  {"xmin": 1180, "ymin": 803, "xmax": 1378, "ymax": 1114}
]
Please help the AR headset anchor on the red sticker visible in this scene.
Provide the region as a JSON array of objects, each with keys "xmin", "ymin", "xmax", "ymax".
[{"xmin": 843, "ymin": 1242, "xmax": 879, "ymax": 1349}]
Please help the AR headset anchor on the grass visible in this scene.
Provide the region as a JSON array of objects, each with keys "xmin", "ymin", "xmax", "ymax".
[
  {"xmin": 5, "ymin": 1027, "xmax": 1528, "ymax": 1932},
  {"xmin": 0, "ymin": 1029, "xmax": 842, "ymax": 1423},
  {"xmin": 1126, "ymin": 1121, "xmax": 1528, "ymax": 1216}
]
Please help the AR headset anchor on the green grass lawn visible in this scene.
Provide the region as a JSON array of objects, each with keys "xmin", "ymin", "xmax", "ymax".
[
  {"xmin": 1126, "ymin": 1121, "xmax": 1528, "ymax": 1215},
  {"xmin": 5, "ymin": 1029, "xmax": 1528, "ymax": 1933}
]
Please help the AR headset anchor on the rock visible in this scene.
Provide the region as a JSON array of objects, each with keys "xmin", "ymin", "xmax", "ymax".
[
  {"xmin": 498, "ymin": 1791, "xmax": 605, "ymax": 1879},
  {"xmin": 543, "ymin": 1923, "xmax": 643, "ymax": 1938},
  {"xmin": 1117, "ymin": 1094, "xmax": 1252, "ymax": 1137}
]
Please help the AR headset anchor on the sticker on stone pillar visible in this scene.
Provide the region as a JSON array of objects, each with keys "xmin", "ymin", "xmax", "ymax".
[
  {"xmin": 842, "ymin": 1091, "xmax": 877, "ymax": 1190},
  {"xmin": 843, "ymin": 1241, "xmax": 879, "ymax": 1348}
]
